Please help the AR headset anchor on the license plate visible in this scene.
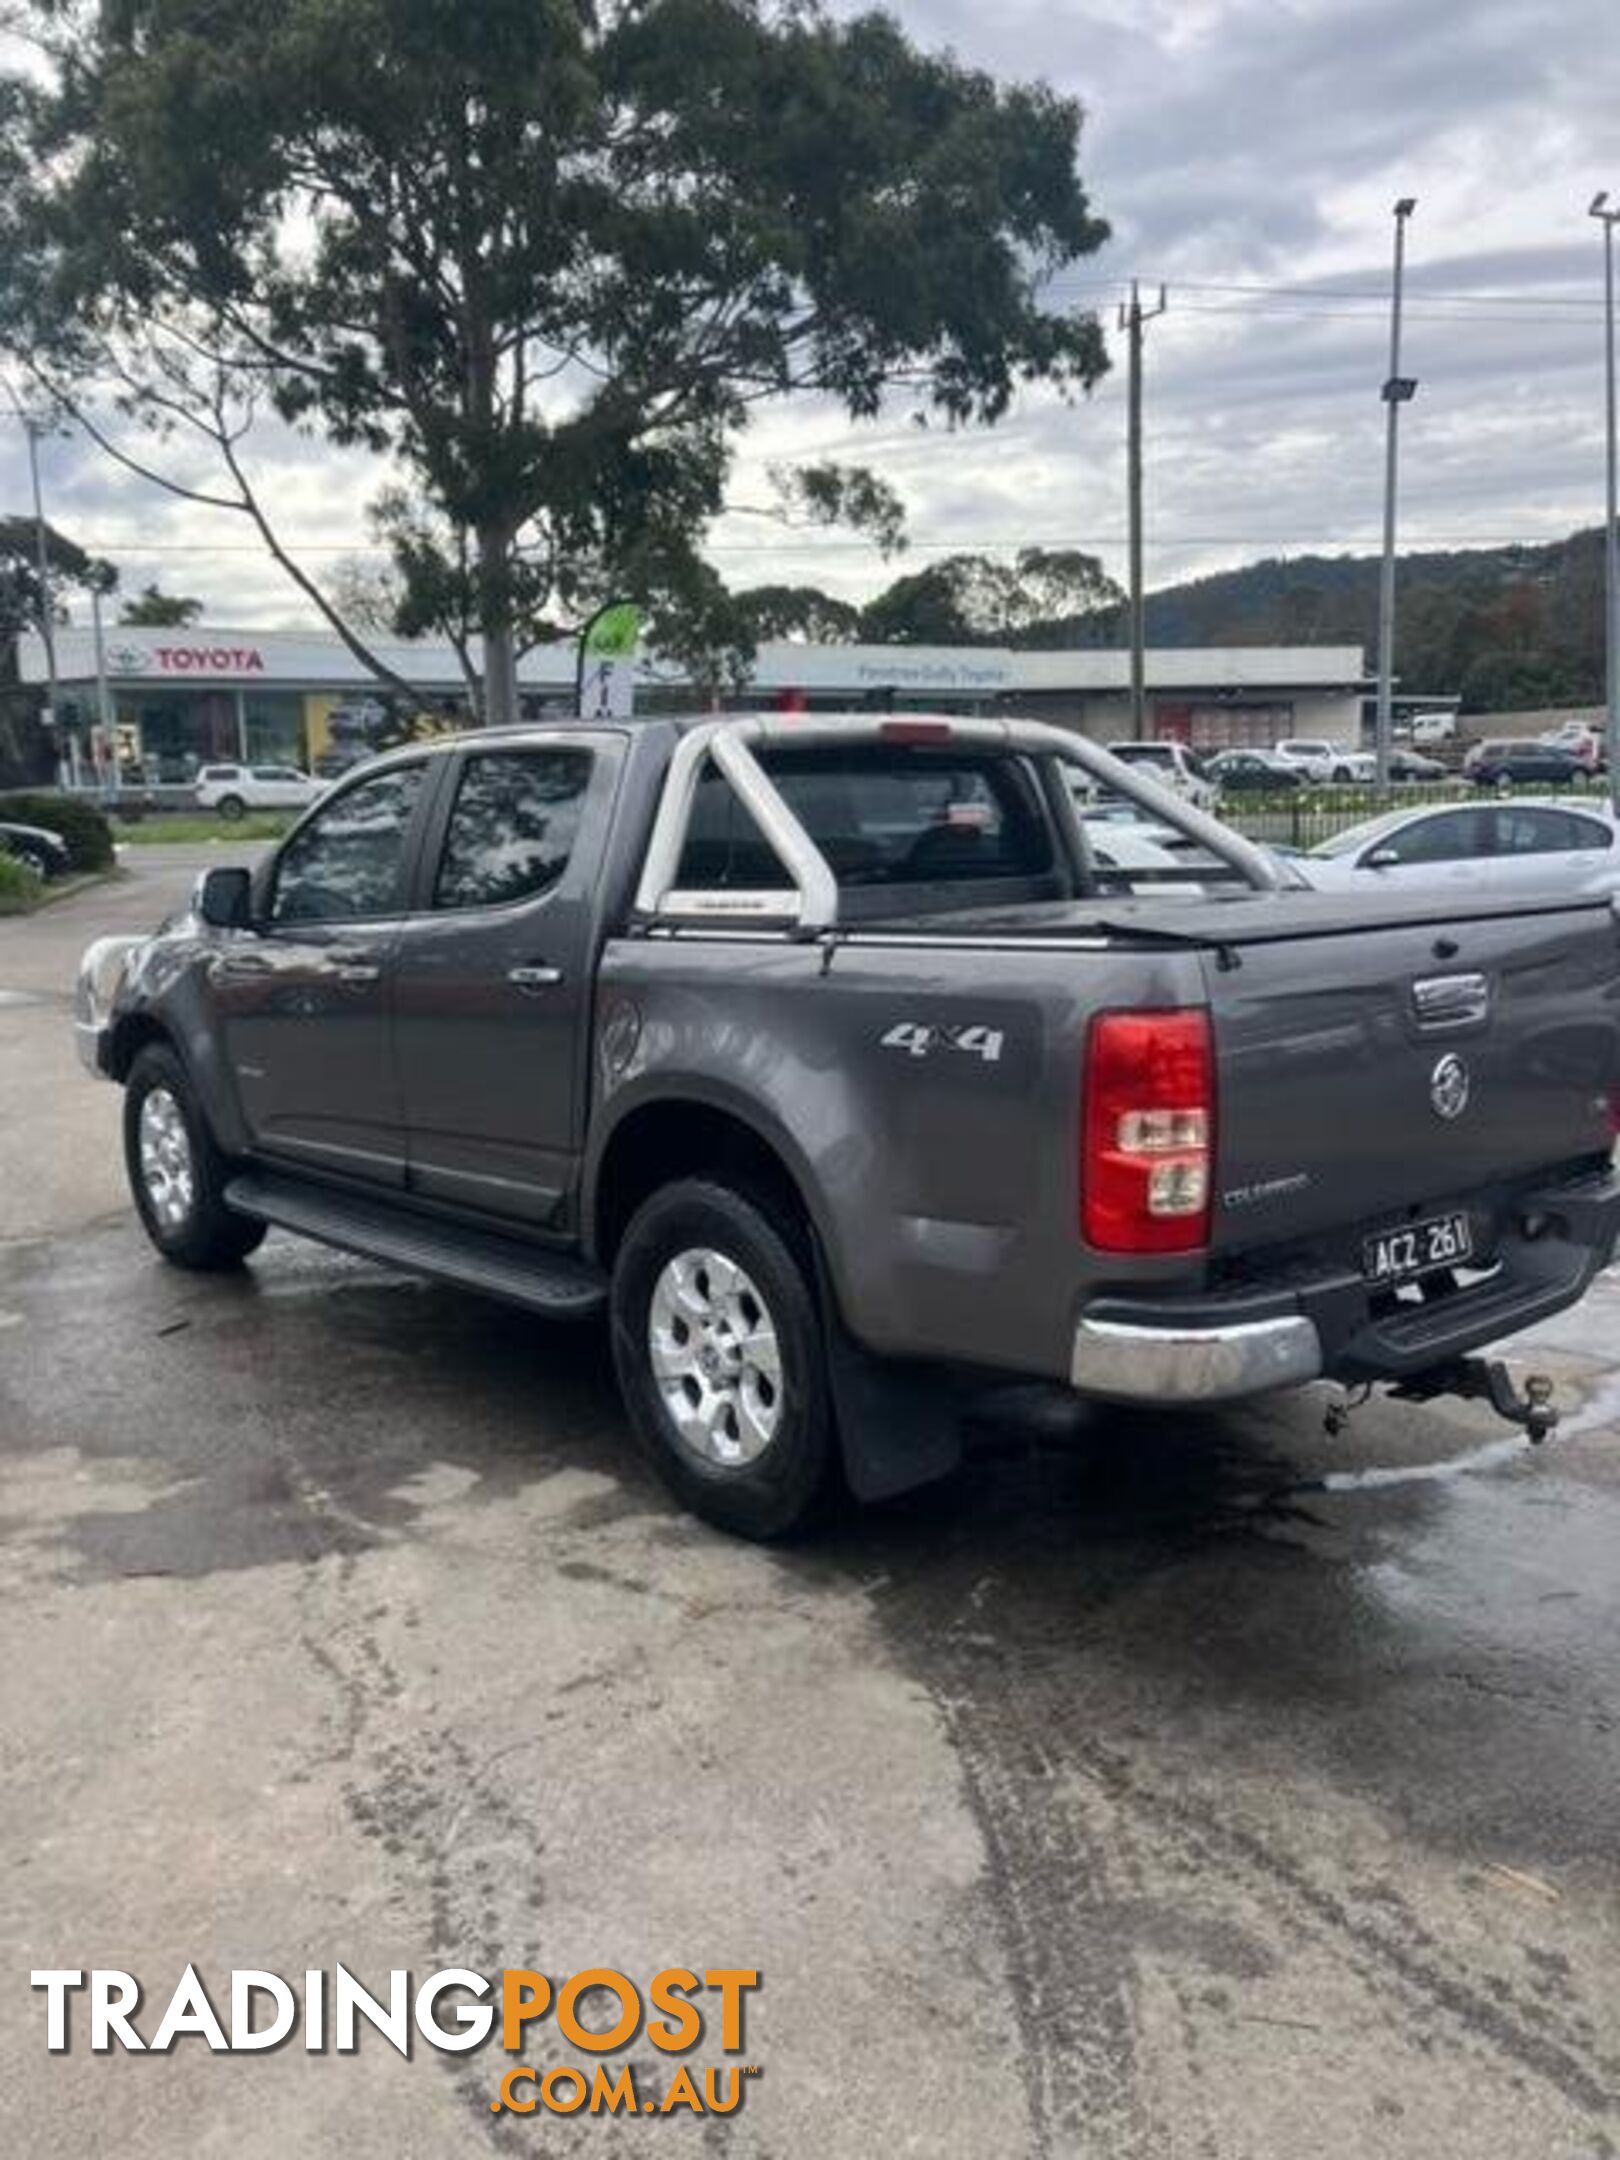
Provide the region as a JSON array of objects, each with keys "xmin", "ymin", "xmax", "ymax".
[{"xmin": 1362, "ymin": 1211, "xmax": 1473, "ymax": 1284}]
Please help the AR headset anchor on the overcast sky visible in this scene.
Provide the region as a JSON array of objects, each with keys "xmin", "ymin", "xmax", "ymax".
[{"xmin": 6, "ymin": 0, "xmax": 1619, "ymax": 632}]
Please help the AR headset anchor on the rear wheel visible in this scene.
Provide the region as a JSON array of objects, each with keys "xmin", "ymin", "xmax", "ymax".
[
  {"xmin": 123, "ymin": 1043, "xmax": 266, "ymax": 1269},
  {"xmin": 610, "ymin": 1178, "xmax": 837, "ymax": 1539},
  {"xmin": 216, "ymin": 794, "xmax": 246, "ymax": 822}
]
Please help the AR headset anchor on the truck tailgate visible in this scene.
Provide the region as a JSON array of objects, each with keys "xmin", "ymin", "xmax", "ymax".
[{"xmin": 1204, "ymin": 894, "xmax": 1620, "ymax": 1255}]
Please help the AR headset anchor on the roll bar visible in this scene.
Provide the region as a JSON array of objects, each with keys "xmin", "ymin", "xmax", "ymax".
[{"xmin": 634, "ymin": 713, "xmax": 1284, "ymax": 930}]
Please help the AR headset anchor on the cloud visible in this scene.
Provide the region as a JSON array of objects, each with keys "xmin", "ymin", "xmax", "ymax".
[{"xmin": 3, "ymin": 0, "xmax": 1616, "ymax": 631}]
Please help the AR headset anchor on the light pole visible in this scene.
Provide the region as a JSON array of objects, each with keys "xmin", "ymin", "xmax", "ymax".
[
  {"xmin": 19, "ymin": 411, "xmax": 62, "ymax": 758},
  {"xmin": 1374, "ymin": 198, "xmax": 1418, "ymax": 792},
  {"xmin": 89, "ymin": 570, "xmax": 119, "ymax": 802},
  {"xmin": 1591, "ymin": 193, "xmax": 1620, "ymax": 816}
]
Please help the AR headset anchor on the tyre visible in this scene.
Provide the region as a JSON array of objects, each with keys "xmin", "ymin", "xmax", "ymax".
[
  {"xmin": 217, "ymin": 794, "xmax": 246, "ymax": 822},
  {"xmin": 123, "ymin": 1042, "xmax": 266, "ymax": 1269},
  {"xmin": 609, "ymin": 1178, "xmax": 837, "ymax": 1540}
]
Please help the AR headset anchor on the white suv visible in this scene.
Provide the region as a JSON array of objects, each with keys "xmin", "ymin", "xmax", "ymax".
[
  {"xmin": 194, "ymin": 764, "xmax": 324, "ymax": 819},
  {"xmin": 1101, "ymin": 740, "xmax": 1220, "ymax": 810},
  {"xmin": 1272, "ymin": 739, "xmax": 1360, "ymax": 784}
]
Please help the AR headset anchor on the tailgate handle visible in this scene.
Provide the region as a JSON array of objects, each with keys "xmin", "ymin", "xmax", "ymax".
[{"xmin": 1411, "ymin": 972, "xmax": 1489, "ymax": 1032}]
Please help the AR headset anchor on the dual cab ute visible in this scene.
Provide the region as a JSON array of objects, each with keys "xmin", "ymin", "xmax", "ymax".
[{"xmin": 76, "ymin": 715, "xmax": 1620, "ymax": 1537}]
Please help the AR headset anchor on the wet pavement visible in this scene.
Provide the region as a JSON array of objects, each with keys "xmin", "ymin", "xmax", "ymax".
[{"xmin": 2, "ymin": 851, "xmax": 1618, "ymax": 2157}]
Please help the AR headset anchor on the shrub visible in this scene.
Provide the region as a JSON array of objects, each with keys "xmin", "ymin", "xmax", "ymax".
[
  {"xmin": 0, "ymin": 852, "xmax": 43, "ymax": 914},
  {"xmin": 0, "ymin": 791, "xmax": 115, "ymax": 872}
]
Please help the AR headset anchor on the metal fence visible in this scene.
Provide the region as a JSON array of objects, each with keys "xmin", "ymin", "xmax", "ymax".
[{"xmin": 1219, "ymin": 778, "xmax": 1614, "ymax": 852}]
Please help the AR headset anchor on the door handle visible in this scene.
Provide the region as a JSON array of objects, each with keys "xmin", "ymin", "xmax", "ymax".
[
  {"xmin": 507, "ymin": 963, "xmax": 563, "ymax": 991},
  {"xmin": 336, "ymin": 961, "xmax": 383, "ymax": 987},
  {"xmin": 209, "ymin": 951, "xmax": 272, "ymax": 982}
]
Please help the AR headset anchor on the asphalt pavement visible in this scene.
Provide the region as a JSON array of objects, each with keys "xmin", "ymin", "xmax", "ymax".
[{"xmin": 2, "ymin": 846, "xmax": 1618, "ymax": 2157}]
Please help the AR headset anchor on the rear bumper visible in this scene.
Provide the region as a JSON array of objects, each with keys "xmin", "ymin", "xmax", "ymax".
[{"xmin": 1071, "ymin": 1165, "xmax": 1620, "ymax": 1406}]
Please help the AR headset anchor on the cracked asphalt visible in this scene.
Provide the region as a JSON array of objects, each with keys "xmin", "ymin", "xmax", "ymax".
[{"xmin": 2, "ymin": 847, "xmax": 1619, "ymax": 2157}]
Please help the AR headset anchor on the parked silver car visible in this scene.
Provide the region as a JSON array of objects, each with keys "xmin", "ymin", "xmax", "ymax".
[{"xmin": 1293, "ymin": 798, "xmax": 1619, "ymax": 896}]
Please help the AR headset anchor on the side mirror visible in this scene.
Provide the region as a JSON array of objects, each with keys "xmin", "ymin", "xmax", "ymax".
[
  {"xmin": 1364, "ymin": 846, "xmax": 1401, "ymax": 869},
  {"xmin": 194, "ymin": 865, "xmax": 254, "ymax": 929}
]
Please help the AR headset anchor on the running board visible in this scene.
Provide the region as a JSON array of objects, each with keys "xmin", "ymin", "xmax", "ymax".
[{"xmin": 224, "ymin": 1172, "xmax": 607, "ymax": 1320}]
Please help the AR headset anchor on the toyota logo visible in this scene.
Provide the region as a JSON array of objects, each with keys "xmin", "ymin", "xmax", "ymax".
[{"xmin": 1430, "ymin": 1052, "xmax": 1471, "ymax": 1121}]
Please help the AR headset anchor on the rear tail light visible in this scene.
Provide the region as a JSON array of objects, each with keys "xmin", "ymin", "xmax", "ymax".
[{"xmin": 1082, "ymin": 1010, "xmax": 1215, "ymax": 1252}]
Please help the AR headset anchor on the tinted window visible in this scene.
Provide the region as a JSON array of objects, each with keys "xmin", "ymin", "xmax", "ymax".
[
  {"xmin": 1493, "ymin": 808, "xmax": 1611, "ymax": 855},
  {"xmin": 434, "ymin": 749, "xmax": 593, "ymax": 910},
  {"xmin": 674, "ymin": 748, "xmax": 1054, "ymax": 890},
  {"xmin": 271, "ymin": 765, "xmax": 425, "ymax": 923},
  {"xmin": 1371, "ymin": 810, "xmax": 1484, "ymax": 865}
]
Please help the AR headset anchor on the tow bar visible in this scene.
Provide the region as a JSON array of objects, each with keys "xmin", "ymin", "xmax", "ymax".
[{"xmin": 1326, "ymin": 1358, "xmax": 1560, "ymax": 1444}]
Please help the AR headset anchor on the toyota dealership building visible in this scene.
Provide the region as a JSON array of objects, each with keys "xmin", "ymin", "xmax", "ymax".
[{"xmin": 20, "ymin": 626, "xmax": 1371, "ymax": 781}]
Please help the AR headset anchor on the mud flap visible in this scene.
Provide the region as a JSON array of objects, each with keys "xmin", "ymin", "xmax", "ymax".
[{"xmin": 812, "ymin": 1246, "xmax": 965, "ymax": 1501}]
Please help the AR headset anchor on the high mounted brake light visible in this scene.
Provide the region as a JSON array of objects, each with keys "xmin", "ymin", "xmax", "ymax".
[
  {"xmin": 1082, "ymin": 1010, "xmax": 1214, "ymax": 1253},
  {"xmin": 878, "ymin": 720, "xmax": 955, "ymax": 744}
]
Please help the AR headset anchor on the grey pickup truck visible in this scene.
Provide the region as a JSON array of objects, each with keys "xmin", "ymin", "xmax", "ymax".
[{"xmin": 76, "ymin": 714, "xmax": 1620, "ymax": 1537}]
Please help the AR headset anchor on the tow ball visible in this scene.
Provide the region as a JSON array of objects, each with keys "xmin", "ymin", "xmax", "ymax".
[{"xmin": 1326, "ymin": 1359, "xmax": 1561, "ymax": 1444}]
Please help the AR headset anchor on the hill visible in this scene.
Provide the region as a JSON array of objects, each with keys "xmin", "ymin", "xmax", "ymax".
[{"xmin": 1054, "ymin": 528, "xmax": 1609, "ymax": 712}]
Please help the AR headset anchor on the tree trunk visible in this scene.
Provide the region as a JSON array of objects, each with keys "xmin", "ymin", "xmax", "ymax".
[{"xmin": 478, "ymin": 522, "xmax": 518, "ymax": 728}]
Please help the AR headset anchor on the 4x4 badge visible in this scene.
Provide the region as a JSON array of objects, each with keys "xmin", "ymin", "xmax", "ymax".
[{"xmin": 1430, "ymin": 1052, "xmax": 1471, "ymax": 1121}]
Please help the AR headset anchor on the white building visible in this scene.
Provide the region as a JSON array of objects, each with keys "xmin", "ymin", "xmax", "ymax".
[{"xmin": 19, "ymin": 626, "xmax": 1369, "ymax": 782}]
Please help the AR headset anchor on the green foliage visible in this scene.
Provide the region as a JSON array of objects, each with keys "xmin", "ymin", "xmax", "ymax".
[
  {"xmin": 113, "ymin": 812, "xmax": 292, "ymax": 844},
  {"xmin": 0, "ymin": 790, "xmax": 115, "ymax": 870},
  {"xmin": 119, "ymin": 583, "xmax": 203, "ymax": 627},
  {"xmin": 0, "ymin": 512, "xmax": 98, "ymax": 659},
  {"xmin": 0, "ymin": 850, "xmax": 42, "ymax": 912},
  {"xmin": 860, "ymin": 547, "xmax": 1124, "ymax": 645},
  {"xmin": 733, "ymin": 584, "xmax": 863, "ymax": 643},
  {"xmin": 5, "ymin": 0, "xmax": 1110, "ymax": 705}
]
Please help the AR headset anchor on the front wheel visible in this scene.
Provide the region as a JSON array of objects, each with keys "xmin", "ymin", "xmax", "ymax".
[
  {"xmin": 123, "ymin": 1043, "xmax": 266, "ymax": 1269},
  {"xmin": 609, "ymin": 1179, "xmax": 837, "ymax": 1539}
]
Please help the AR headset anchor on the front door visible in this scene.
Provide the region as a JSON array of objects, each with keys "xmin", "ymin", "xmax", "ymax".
[
  {"xmin": 390, "ymin": 738, "xmax": 620, "ymax": 1225},
  {"xmin": 215, "ymin": 759, "xmax": 434, "ymax": 1186}
]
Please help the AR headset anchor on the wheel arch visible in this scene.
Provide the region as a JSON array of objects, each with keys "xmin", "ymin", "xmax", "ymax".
[
  {"xmin": 106, "ymin": 1010, "xmax": 175, "ymax": 1084},
  {"xmin": 586, "ymin": 1088, "xmax": 842, "ymax": 1297}
]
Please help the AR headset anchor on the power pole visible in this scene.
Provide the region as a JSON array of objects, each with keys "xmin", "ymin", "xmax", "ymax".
[
  {"xmin": 1119, "ymin": 281, "xmax": 1167, "ymax": 741},
  {"xmin": 1375, "ymin": 198, "xmax": 1418, "ymax": 791},
  {"xmin": 1591, "ymin": 193, "xmax": 1620, "ymax": 817}
]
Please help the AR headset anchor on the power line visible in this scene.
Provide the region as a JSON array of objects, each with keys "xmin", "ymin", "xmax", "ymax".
[
  {"xmin": 43, "ymin": 531, "xmax": 1596, "ymax": 556},
  {"xmin": 1040, "ymin": 274, "xmax": 1606, "ymax": 309}
]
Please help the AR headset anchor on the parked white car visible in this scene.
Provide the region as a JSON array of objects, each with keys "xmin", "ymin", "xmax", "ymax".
[
  {"xmin": 1539, "ymin": 720, "xmax": 1606, "ymax": 772},
  {"xmin": 1271, "ymin": 738, "xmax": 1361, "ymax": 784},
  {"xmin": 1409, "ymin": 709, "xmax": 1459, "ymax": 745},
  {"xmin": 194, "ymin": 764, "xmax": 325, "ymax": 819},
  {"xmin": 1292, "ymin": 797, "xmax": 1619, "ymax": 896},
  {"xmin": 1080, "ymin": 818, "xmax": 1209, "ymax": 897},
  {"xmin": 1101, "ymin": 739, "xmax": 1220, "ymax": 810}
]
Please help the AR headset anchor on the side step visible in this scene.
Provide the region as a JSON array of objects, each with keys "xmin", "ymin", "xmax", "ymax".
[{"xmin": 224, "ymin": 1172, "xmax": 607, "ymax": 1320}]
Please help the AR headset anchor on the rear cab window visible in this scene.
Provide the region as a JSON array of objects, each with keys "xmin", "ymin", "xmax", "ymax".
[{"xmin": 671, "ymin": 746, "xmax": 1059, "ymax": 906}]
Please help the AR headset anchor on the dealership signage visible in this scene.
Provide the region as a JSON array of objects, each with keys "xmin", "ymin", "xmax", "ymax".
[{"xmin": 105, "ymin": 643, "xmax": 267, "ymax": 677}]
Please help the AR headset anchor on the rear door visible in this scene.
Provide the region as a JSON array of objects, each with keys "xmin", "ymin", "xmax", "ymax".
[
  {"xmin": 1487, "ymin": 803, "xmax": 1617, "ymax": 888},
  {"xmin": 391, "ymin": 736, "xmax": 623, "ymax": 1225},
  {"xmin": 216, "ymin": 759, "xmax": 436, "ymax": 1185}
]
